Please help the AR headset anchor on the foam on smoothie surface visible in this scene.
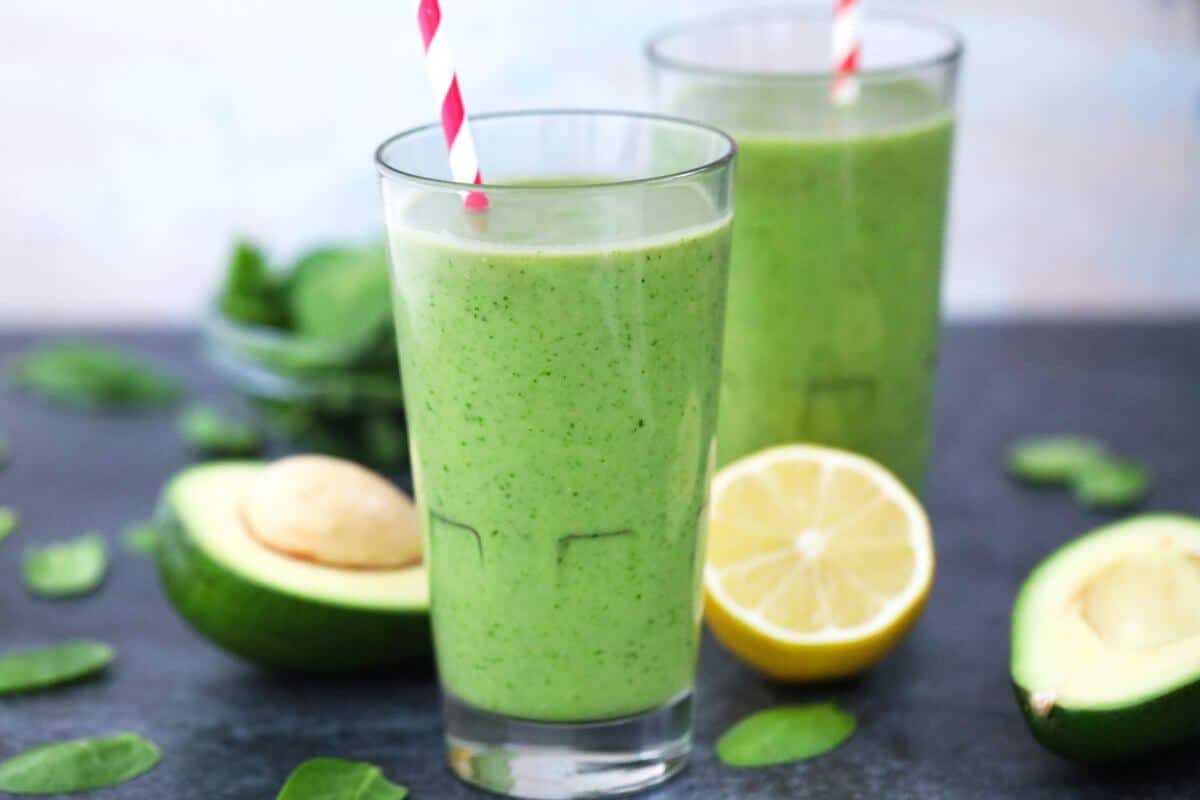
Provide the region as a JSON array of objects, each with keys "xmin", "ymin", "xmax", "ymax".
[{"xmin": 397, "ymin": 177, "xmax": 726, "ymax": 251}]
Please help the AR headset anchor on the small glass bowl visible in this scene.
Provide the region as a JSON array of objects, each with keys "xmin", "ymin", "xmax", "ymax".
[{"xmin": 204, "ymin": 310, "xmax": 408, "ymax": 470}]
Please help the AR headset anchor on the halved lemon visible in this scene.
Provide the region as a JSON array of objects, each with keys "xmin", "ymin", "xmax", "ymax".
[{"xmin": 705, "ymin": 444, "xmax": 934, "ymax": 681}]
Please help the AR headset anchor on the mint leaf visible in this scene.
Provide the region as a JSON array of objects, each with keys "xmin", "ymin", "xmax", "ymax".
[{"xmin": 716, "ymin": 703, "xmax": 856, "ymax": 767}]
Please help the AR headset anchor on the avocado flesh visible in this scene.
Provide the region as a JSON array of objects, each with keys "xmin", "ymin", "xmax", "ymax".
[
  {"xmin": 155, "ymin": 461, "xmax": 431, "ymax": 672},
  {"xmin": 1012, "ymin": 515, "xmax": 1200, "ymax": 761}
]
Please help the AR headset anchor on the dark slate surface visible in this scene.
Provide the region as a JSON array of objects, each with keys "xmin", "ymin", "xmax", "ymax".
[{"xmin": 1, "ymin": 322, "xmax": 1199, "ymax": 800}]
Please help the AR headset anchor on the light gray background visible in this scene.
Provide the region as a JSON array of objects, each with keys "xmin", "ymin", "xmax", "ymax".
[{"xmin": 1, "ymin": 0, "xmax": 1197, "ymax": 324}]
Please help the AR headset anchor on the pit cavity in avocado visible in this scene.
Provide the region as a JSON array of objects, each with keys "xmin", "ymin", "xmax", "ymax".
[
  {"xmin": 1011, "ymin": 514, "xmax": 1200, "ymax": 761},
  {"xmin": 155, "ymin": 460, "xmax": 430, "ymax": 672}
]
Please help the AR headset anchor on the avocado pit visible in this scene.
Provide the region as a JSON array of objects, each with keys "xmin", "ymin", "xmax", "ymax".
[{"xmin": 243, "ymin": 454, "xmax": 421, "ymax": 570}]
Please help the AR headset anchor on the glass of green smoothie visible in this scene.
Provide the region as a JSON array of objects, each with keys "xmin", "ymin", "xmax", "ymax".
[
  {"xmin": 648, "ymin": 9, "xmax": 962, "ymax": 491},
  {"xmin": 376, "ymin": 110, "xmax": 735, "ymax": 798}
]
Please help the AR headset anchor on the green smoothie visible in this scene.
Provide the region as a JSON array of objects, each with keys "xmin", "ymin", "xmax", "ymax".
[
  {"xmin": 677, "ymin": 83, "xmax": 953, "ymax": 489},
  {"xmin": 387, "ymin": 184, "xmax": 731, "ymax": 722}
]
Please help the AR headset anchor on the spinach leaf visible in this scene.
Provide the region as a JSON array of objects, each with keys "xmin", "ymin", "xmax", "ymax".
[
  {"xmin": 363, "ymin": 413, "xmax": 408, "ymax": 468},
  {"xmin": 24, "ymin": 533, "xmax": 107, "ymax": 598},
  {"xmin": 276, "ymin": 757, "xmax": 407, "ymax": 800},
  {"xmin": 0, "ymin": 506, "xmax": 17, "ymax": 543},
  {"xmin": 122, "ymin": 522, "xmax": 161, "ymax": 555},
  {"xmin": 179, "ymin": 405, "xmax": 263, "ymax": 457},
  {"xmin": 9, "ymin": 342, "xmax": 180, "ymax": 411},
  {"xmin": 253, "ymin": 395, "xmax": 406, "ymax": 470},
  {"xmin": 716, "ymin": 703, "xmax": 856, "ymax": 767},
  {"xmin": 0, "ymin": 732, "xmax": 160, "ymax": 794},
  {"xmin": 220, "ymin": 239, "xmax": 290, "ymax": 328},
  {"xmin": 1073, "ymin": 458, "xmax": 1150, "ymax": 509},
  {"xmin": 1007, "ymin": 436, "xmax": 1106, "ymax": 486},
  {"xmin": 0, "ymin": 641, "xmax": 114, "ymax": 695},
  {"xmin": 287, "ymin": 245, "xmax": 393, "ymax": 350}
]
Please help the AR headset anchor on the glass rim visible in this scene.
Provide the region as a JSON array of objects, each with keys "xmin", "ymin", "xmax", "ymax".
[
  {"xmin": 644, "ymin": 6, "xmax": 964, "ymax": 81},
  {"xmin": 374, "ymin": 108, "xmax": 737, "ymax": 193}
]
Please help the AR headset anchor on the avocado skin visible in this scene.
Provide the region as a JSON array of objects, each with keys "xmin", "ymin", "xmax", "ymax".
[
  {"xmin": 1014, "ymin": 679, "xmax": 1200, "ymax": 763},
  {"xmin": 155, "ymin": 509, "xmax": 431, "ymax": 673}
]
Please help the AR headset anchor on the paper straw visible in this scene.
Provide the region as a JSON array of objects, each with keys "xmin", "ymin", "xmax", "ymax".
[
  {"xmin": 416, "ymin": 0, "xmax": 488, "ymax": 210},
  {"xmin": 831, "ymin": 0, "xmax": 861, "ymax": 104}
]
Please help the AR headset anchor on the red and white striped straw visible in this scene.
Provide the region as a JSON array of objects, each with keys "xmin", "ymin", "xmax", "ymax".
[
  {"xmin": 831, "ymin": 0, "xmax": 862, "ymax": 104},
  {"xmin": 416, "ymin": 0, "xmax": 488, "ymax": 210}
]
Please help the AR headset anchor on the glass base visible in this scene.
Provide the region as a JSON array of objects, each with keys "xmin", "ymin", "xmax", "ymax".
[{"xmin": 443, "ymin": 692, "xmax": 692, "ymax": 799}]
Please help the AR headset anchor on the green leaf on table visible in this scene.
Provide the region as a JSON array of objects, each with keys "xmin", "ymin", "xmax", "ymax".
[
  {"xmin": 276, "ymin": 757, "xmax": 407, "ymax": 800},
  {"xmin": 1007, "ymin": 435, "xmax": 1107, "ymax": 486},
  {"xmin": 0, "ymin": 506, "xmax": 18, "ymax": 543},
  {"xmin": 287, "ymin": 245, "xmax": 393, "ymax": 350},
  {"xmin": 179, "ymin": 405, "xmax": 263, "ymax": 457},
  {"xmin": 0, "ymin": 641, "xmax": 114, "ymax": 695},
  {"xmin": 8, "ymin": 342, "xmax": 181, "ymax": 411},
  {"xmin": 24, "ymin": 533, "xmax": 107, "ymax": 598},
  {"xmin": 122, "ymin": 521, "xmax": 161, "ymax": 555},
  {"xmin": 220, "ymin": 239, "xmax": 290, "ymax": 328},
  {"xmin": 1073, "ymin": 457, "xmax": 1150, "ymax": 509},
  {"xmin": 716, "ymin": 703, "xmax": 856, "ymax": 767},
  {"xmin": 0, "ymin": 732, "xmax": 160, "ymax": 794}
]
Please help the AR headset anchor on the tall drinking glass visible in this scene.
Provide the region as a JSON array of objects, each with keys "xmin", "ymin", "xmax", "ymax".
[
  {"xmin": 376, "ymin": 111, "xmax": 735, "ymax": 799},
  {"xmin": 648, "ymin": 10, "xmax": 962, "ymax": 491}
]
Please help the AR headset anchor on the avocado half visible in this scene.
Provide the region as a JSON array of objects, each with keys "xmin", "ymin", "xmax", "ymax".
[
  {"xmin": 155, "ymin": 461, "xmax": 430, "ymax": 672},
  {"xmin": 1012, "ymin": 514, "xmax": 1200, "ymax": 762}
]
